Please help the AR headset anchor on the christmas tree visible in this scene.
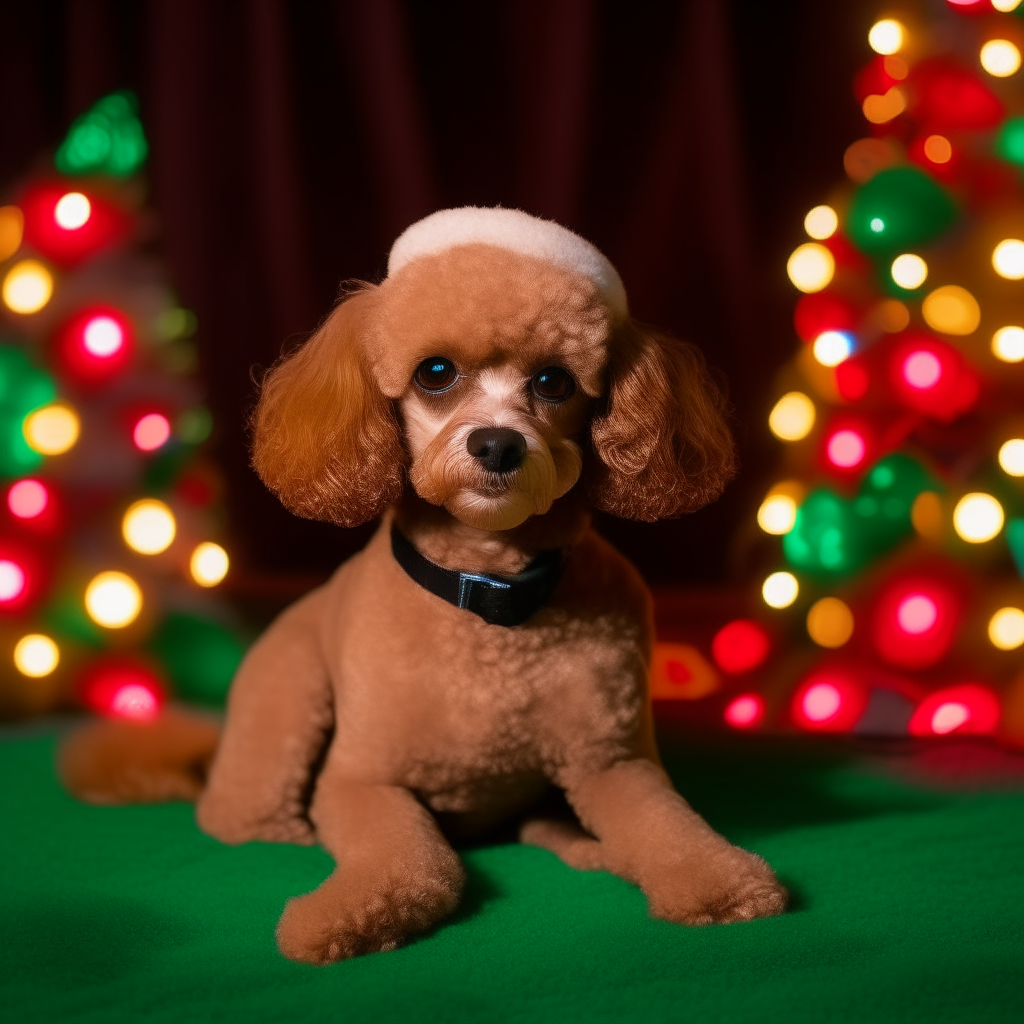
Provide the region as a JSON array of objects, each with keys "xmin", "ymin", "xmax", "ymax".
[
  {"xmin": 0, "ymin": 92, "xmax": 246, "ymax": 721},
  {"xmin": 652, "ymin": 0, "xmax": 1024, "ymax": 745}
]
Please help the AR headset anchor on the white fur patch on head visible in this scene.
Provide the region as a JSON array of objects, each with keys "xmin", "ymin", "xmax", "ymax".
[{"xmin": 388, "ymin": 207, "xmax": 628, "ymax": 318}]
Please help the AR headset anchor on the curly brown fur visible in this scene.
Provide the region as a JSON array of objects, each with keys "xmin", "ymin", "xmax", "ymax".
[{"xmin": 62, "ymin": 237, "xmax": 784, "ymax": 966}]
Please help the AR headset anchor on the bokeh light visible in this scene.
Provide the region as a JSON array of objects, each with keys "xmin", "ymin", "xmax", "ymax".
[
  {"xmin": 122, "ymin": 499, "xmax": 176, "ymax": 555},
  {"xmin": 758, "ymin": 494, "xmax": 798, "ymax": 535},
  {"xmin": 22, "ymin": 404, "xmax": 80, "ymax": 456},
  {"xmin": 724, "ymin": 694, "xmax": 765, "ymax": 730},
  {"xmin": 82, "ymin": 315, "xmax": 124, "ymax": 357},
  {"xmin": 891, "ymin": 254, "xmax": 928, "ymax": 290},
  {"xmin": 79, "ymin": 660, "xmax": 165, "ymax": 721},
  {"xmin": 0, "ymin": 558, "xmax": 26, "ymax": 602},
  {"xmin": 868, "ymin": 19, "xmax": 904, "ymax": 55},
  {"xmin": 911, "ymin": 491, "xmax": 943, "ymax": 540},
  {"xmin": 769, "ymin": 392, "xmax": 815, "ymax": 441},
  {"xmin": 53, "ymin": 192, "xmax": 91, "ymax": 230},
  {"xmin": 902, "ymin": 350, "xmax": 942, "ymax": 389},
  {"xmin": 804, "ymin": 205, "xmax": 838, "ymax": 240},
  {"xmin": 897, "ymin": 593, "xmax": 938, "ymax": 634},
  {"xmin": 988, "ymin": 607, "xmax": 1024, "ymax": 651},
  {"xmin": 806, "ymin": 597, "xmax": 855, "ymax": 648},
  {"xmin": 862, "ymin": 87, "xmax": 906, "ymax": 124},
  {"xmin": 133, "ymin": 413, "xmax": 171, "ymax": 452},
  {"xmin": 813, "ymin": 330, "xmax": 854, "ymax": 367},
  {"xmin": 980, "ymin": 40, "xmax": 1021, "ymax": 78},
  {"xmin": 991, "ymin": 326, "xmax": 1024, "ymax": 362},
  {"xmin": 998, "ymin": 439, "xmax": 1024, "ymax": 477},
  {"xmin": 923, "ymin": 135, "xmax": 952, "ymax": 164},
  {"xmin": 711, "ymin": 619, "xmax": 770, "ymax": 674},
  {"xmin": 792, "ymin": 673, "xmax": 867, "ymax": 732},
  {"xmin": 2, "ymin": 259, "xmax": 53, "ymax": 314},
  {"xmin": 826, "ymin": 428, "xmax": 866, "ymax": 469},
  {"xmin": 763, "ymin": 571, "xmax": 799, "ymax": 609},
  {"xmin": 190, "ymin": 542, "xmax": 229, "ymax": 586},
  {"xmin": 921, "ymin": 285, "xmax": 980, "ymax": 335},
  {"xmin": 908, "ymin": 684, "xmax": 1000, "ymax": 737},
  {"xmin": 0, "ymin": 205, "xmax": 24, "ymax": 261},
  {"xmin": 7, "ymin": 479, "xmax": 48, "ymax": 519},
  {"xmin": 13, "ymin": 634, "xmax": 59, "ymax": 678},
  {"xmin": 787, "ymin": 243, "xmax": 835, "ymax": 293},
  {"xmin": 992, "ymin": 0, "xmax": 1022, "ymax": 11},
  {"xmin": 84, "ymin": 570, "xmax": 142, "ymax": 628},
  {"xmin": 952, "ymin": 492, "xmax": 1004, "ymax": 543},
  {"xmin": 992, "ymin": 239, "xmax": 1024, "ymax": 280}
]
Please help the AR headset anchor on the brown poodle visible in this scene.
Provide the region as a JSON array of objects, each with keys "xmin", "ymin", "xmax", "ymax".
[{"xmin": 61, "ymin": 208, "xmax": 787, "ymax": 964}]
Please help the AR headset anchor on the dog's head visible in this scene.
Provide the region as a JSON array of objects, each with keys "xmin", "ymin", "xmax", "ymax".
[{"xmin": 252, "ymin": 208, "xmax": 735, "ymax": 531}]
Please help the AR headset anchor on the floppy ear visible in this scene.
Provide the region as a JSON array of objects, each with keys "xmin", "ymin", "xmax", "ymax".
[
  {"xmin": 251, "ymin": 288, "xmax": 406, "ymax": 527},
  {"xmin": 587, "ymin": 322, "xmax": 736, "ymax": 522}
]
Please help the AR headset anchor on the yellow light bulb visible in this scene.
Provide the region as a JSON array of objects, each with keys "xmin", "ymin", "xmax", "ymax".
[
  {"xmin": 911, "ymin": 491, "xmax": 943, "ymax": 541},
  {"xmin": 998, "ymin": 439, "xmax": 1024, "ymax": 477},
  {"xmin": 868, "ymin": 19, "xmax": 904, "ymax": 55},
  {"xmin": 2, "ymin": 259, "xmax": 53, "ymax": 314},
  {"xmin": 84, "ymin": 571, "xmax": 143, "ymax": 628},
  {"xmin": 923, "ymin": 135, "xmax": 952, "ymax": 164},
  {"xmin": 812, "ymin": 330, "xmax": 853, "ymax": 367},
  {"xmin": 0, "ymin": 205, "xmax": 24, "ymax": 262},
  {"xmin": 992, "ymin": 0, "xmax": 1022, "ymax": 11},
  {"xmin": 804, "ymin": 205, "xmax": 838, "ymax": 240},
  {"xmin": 122, "ymin": 499, "xmax": 177, "ymax": 555},
  {"xmin": 891, "ymin": 254, "xmax": 928, "ymax": 290},
  {"xmin": 806, "ymin": 597, "xmax": 855, "ymax": 648},
  {"xmin": 769, "ymin": 392, "xmax": 816, "ymax": 441},
  {"xmin": 992, "ymin": 239, "xmax": 1024, "ymax": 280},
  {"xmin": 190, "ymin": 542, "xmax": 229, "ymax": 587},
  {"xmin": 54, "ymin": 192, "xmax": 91, "ymax": 229},
  {"xmin": 921, "ymin": 285, "xmax": 981, "ymax": 336},
  {"xmin": 13, "ymin": 634, "xmax": 60, "ymax": 678},
  {"xmin": 980, "ymin": 39, "xmax": 1021, "ymax": 78},
  {"xmin": 22, "ymin": 404, "xmax": 80, "ymax": 456},
  {"xmin": 952, "ymin": 493, "xmax": 1004, "ymax": 544},
  {"xmin": 763, "ymin": 571, "xmax": 799, "ymax": 609},
  {"xmin": 786, "ymin": 243, "xmax": 835, "ymax": 293},
  {"xmin": 988, "ymin": 607, "xmax": 1024, "ymax": 651},
  {"xmin": 757, "ymin": 494, "xmax": 798, "ymax": 535},
  {"xmin": 992, "ymin": 326, "xmax": 1024, "ymax": 363}
]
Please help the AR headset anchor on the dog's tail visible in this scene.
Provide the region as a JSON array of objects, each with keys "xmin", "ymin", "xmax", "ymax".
[{"xmin": 58, "ymin": 705, "xmax": 221, "ymax": 805}]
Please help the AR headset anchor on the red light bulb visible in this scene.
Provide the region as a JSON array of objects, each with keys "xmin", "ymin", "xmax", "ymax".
[
  {"xmin": 711, "ymin": 619, "xmax": 771, "ymax": 674},
  {"xmin": 902, "ymin": 350, "xmax": 942, "ymax": 390},
  {"xmin": 827, "ymin": 429, "xmax": 866, "ymax": 468},
  {"xmin": 908, "ymin": 683, "xmax": 1000, "ymax": 737},
  {"xmin": 7, "ymin": 479, "xmax": 48, "ymax": 519},
  {"xmin": 133, "ymin": 413, "xmax": 171, "ymax": 452},
  {"xmin": 724, "ymin": 694, "xmax": 765, "ymax": 729},
  {"xmin": 792, "ymin": 671, "xmax": 867, "ymax": 732},
  {"xmin": 0, "ymin": 558, "xmax": 26, "ymax": 602}
]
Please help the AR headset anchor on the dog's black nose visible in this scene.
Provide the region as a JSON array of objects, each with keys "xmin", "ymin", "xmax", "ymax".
[{"xmin": 467, "ymin": 427, "xmax": 527, "ymax": 474}]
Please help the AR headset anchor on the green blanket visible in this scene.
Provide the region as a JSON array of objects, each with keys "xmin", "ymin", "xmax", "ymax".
[{"xmin": 1, "ymin": 730, "xmax": 1021, "ymax": 1024}]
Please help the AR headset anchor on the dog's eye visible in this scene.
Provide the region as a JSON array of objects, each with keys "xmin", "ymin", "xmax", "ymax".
[
  {"xmin": 531, "ymin": 367, "xmax": 575, "ymax": 403},
  {"xmin": 414, "ymin": 357, "xmax": 458, "ymax": 393}
]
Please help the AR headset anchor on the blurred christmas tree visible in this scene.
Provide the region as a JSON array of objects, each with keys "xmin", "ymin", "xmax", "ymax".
[
  {"xmin": 656, "ymin": 1, "xmax": 1024, "ymax": 745},
  {"xmin": 0, "ymin": 91, "xmax": 247, "ymax": 720}
]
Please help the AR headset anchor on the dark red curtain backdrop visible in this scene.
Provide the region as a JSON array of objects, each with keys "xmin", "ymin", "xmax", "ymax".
[{"xmin": 1, "ymin": 0, "xmax": 866, "ymax": 588}]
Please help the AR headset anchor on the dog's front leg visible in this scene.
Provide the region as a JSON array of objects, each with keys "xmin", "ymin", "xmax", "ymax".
[
  {"xmin": 563, "ymin": 758, "xmax": 787, "ymax": 925},
  {"xmin": 275, "ymin": 780, "xmax": 466, "ymax": 964}
]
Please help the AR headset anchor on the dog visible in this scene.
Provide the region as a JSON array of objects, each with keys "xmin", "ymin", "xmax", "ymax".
[{"xmin": 61, "ymin": 208, "xmax": 788, "ymax": 964}]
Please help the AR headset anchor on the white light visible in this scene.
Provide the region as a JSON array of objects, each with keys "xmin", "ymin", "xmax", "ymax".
[
  {"xmin": 998, "ymin": 439, "xmax": 1024, "ymax": 477},
  {"xmin": 992, "ymin": 0, "xmax": 1022, "ymax": 11},
  {"xmin": 787, "ymin": 243, "xmax": 835, "ymax": 293},
  {"xmin": 763, "ymin": 571, "xmax": 799, "ymax": 609},
  {"xmin": 54, "ymin": 192, "xmax": 91, "ymax": 229},
  {"xmin": 190, "ymin": 542, "xmax": 229, "ymax": 586},
  {"xmin": 980, "ymin": 39, "xmax": 1021, "ymax": 78},
  {"xmin": 769, "ymin": 392, "xmax": 816, "ymax": 441},
  {"xmin": 992, "ymin": 326, "xmax": 1024, "ymax": 363},
  {"xmin": 993, "ymin": 239, "xmax": 1024, "ymax": 280},
  {"xmin": 868, "ymin": 19, "xmax": 904, "ymax": 56},
  {"xmin": 952, "ymin": 493, "xmax": 1004, "ymax": 544},
  {"xmin": 804, "ymin": 205, "xmax": 838, "ymax": 240},
  {"xmin": 891, "ymin": 253, "xmax": 928, "ymax": 290},
  {"xmin": 122, "ymin": 499, "xmax": 176, "ymax": 555},
  {"xmin": 989, "ymin": 607, "xmax": 1024, "ymax": 651},
  {"xmin": 84, "ymin": 571, "xmax": 143, "ymax": 628},
  {"xmin": 0, "ymin": 559, "xmax": 26, "ymax": 601},
  {"xmin": 13, "ymin": 634, "xmax": 60, "ymax": 678},
  {"xmin": 83, "ymin": 316, "xmax": 124, "ymax": 357},
  {"xmin": 757, "ymin": 494, "xmax": 798, "ymax": 535},
  {"xmin": 812, "ymin": 330, "xmax": 854, "ymax": 367}
]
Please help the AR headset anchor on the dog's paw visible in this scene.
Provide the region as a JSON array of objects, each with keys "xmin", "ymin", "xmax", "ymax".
[
  {"xmin": 275, "ymin": 864, "xmax": 465, "ymax": 965},
  {"xmin": 645, "ymin": 846, "xmax": 788, "ymax": 926}
]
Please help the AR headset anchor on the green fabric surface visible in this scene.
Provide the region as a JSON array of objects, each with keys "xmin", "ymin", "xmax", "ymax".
[{"xmin": 1, "ymin": 732, "xmax": 1021, "ymax": 1024}]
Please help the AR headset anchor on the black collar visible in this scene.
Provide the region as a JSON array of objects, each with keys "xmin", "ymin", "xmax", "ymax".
[{"xmin": 390, "ymin": 523, "xmax": 565, "ymax": 627}]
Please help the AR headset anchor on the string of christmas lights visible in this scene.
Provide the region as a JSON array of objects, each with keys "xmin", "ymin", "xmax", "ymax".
[{"xmin": 1, "ymin": 92, "xmax": 245, "ymax": 721}]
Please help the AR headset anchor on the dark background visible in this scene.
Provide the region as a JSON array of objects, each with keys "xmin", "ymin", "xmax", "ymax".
[{"xmin": 1, "ymin": 0, "xmax": 868, "ymax": 590}]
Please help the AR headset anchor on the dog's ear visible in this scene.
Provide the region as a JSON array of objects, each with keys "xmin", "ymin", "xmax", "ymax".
[
  {"xmin": 587, "ymin": 322, "xmax": 736, "ymax": 522},
  {"xmin": 251, "ymin": 288, "xmax": 406, "ymax": 527}
]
